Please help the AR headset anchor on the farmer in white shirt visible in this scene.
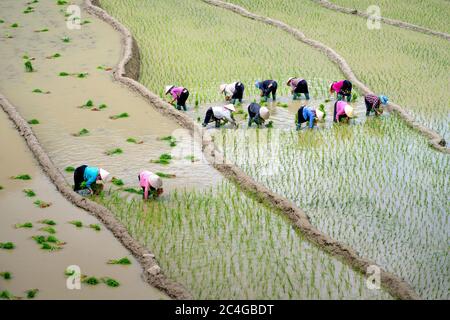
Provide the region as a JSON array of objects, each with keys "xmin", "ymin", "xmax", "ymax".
[
  {"xmin": 202, "ymin": 104, "xmax": 237, "ymax": 128},
  {"xmin": 219, "ymin": 82, "xmax": 245, "ymax": 104}
]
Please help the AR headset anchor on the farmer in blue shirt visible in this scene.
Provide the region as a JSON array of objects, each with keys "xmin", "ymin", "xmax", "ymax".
[
  {"xmin": 73, "ymin": 165, "xmax": 110, "ymax": 195},
  {"xmin": 296, "ymin": 106, "xmax": 325, "ymax": 130}
]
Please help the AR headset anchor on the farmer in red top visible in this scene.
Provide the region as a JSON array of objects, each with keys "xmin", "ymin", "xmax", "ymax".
[{"xmin": 165, "ymin": 85, "xmax": 190, "ymax": 111}]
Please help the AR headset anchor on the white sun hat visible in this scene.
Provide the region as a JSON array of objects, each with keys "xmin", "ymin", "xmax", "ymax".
[
  {"xmin": 99, "ymin": 168, "xmax": 111, "ymax": 182},
  {"xmin": 259, "ymin": 107, "xmax": 270, "ymax": 120},
  {"xmin": 149, "ymin": 174, "xmax": 163, "ymax": 189},
  {"xmin": 315, "ymin": 109, "xmax": 325, "ymax": 121},
  {"xmin": 165, "ymin": 85, "xmax": 174, "ymax": 95},
  {"xmin": 224, "ymin": 104, "xmax": 236, "ymax": 112},
  {"xmin": 219, "ymin": 84, "xmax": 227, "ymax": 93},
  {"xmin": 344, "ymin": 105, "xmax": 354, "ymax": 118},
  {"xmin": 286, "ymin": 77, "xmax": 295, "ymax": 85}
]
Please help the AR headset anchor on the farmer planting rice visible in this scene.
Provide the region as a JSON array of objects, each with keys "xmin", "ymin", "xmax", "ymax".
[
  {"xmin": 247, "ymin": 102, "xmax": 270, "ymax": 127},
  {"xmin": 219, "ymin": 82, "xmax": 245, "ymax": 104},
  {"xmin": 165, "ymin": 85, "xmax": 190, "ymax": 111},
  {"xmin": 333, "ymin": 100, "xmax": 354, "ymax": 123},
  {"xmin": 287, "ymin": 77, "xmax": 310, "ymax": 100},
  {"xmin": 202, "ymin": 104, "xmax": 237, "ymax": 128},
  {"xmin": 296, "ymin": 105, "xmax": 325, "ymax": 130},
  {"xmin": 365, "ymin": 94, "xmax": 389, "ymax": 116},
  {"xmin": 138, "ymin": 171, "xmax": 163, "ymax": 200},
  {"xmin": 255, "ymin": 80, "xmax": 278, "ymax": 101},
  {"xmin": 330, "ymin": 80, "xmax": 352, "ymax": 102},
  {"xmin": 73, "ymin": 165, "xmax": 110, "ymax": 196}
]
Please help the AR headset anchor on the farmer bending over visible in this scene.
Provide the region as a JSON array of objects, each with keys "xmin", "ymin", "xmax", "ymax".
[
  {"xmin": 220, "ymin": 82, "xmax": 245, "ymax": 104},
  {"xmin": 255, "ymin": 80, "xmax": 278, "ymax": 102},
  {"xmin": 138, "ymin": 171, "xmax": 163, "ymax": 200},
  {"xmin": 247, "ymin": 103, "xmax": 270, "ymax": 128},
  {"xmin": 202, "ymin": 104, "xmax": 237, "ymax": 128},
  {"xmin": 365, "ymin": 94, "xmax": 388, "ymax": 116},
  {"xmin": 73, "ymin": 165, "xmax": 110, "ymax": 196},
  {"xmin": 330, "ymin": 80, "xmax": 352, "ymax": 102},
  {"xmin": 296, "ymin": 105, "xmax": 324, "ymax": 130},
  {"xmin": 333, "ymin": 100, "xmax": 354, "ymax": 123},
  {"xmin": 287, "ymin": 77, "xmax": 310, "ymax": 100},
  {"xmin": 165, "ymin": 85, "xmax": 190, "ymax": 111}
]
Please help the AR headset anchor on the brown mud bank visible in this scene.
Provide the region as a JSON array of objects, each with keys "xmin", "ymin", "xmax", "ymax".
[
  {"xmin": 200, "ymin": 0, "xmax": 448, "ymax": 153},
  {"xmin": 0, "ymin": 110, "xmax": 167, "ymax": 300},
  {"xmin": 87, "ymin": 0, "xmax": 420, "ymax": 299},
  {"xmin": 0, "ymin": 93, "xmax": 191, "ymax": 300},
  {"xmin": 312, "ymin": 0, "xmax": 450, "ymax": 42}
]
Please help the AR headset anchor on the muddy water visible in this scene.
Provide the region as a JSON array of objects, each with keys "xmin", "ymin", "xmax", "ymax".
[
  {"xmin": 0, "ymin": 0, "xmax": 221, "ymax": 192},
  {"xmin": 0, "ymin": 111, "xmax": 167, "ymax": 300}
]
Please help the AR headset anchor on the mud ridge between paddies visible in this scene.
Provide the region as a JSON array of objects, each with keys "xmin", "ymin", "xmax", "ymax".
[
  {"xmin": 312, "ymin": 0, "xmax": 450, "ymax": 42},
  {"xmin": 0, "ymin": 93, "xmax": 192, "ymax": 300},
  {"xmin": 200, "ymin": 0, "xmax": 448, "ymax": 153},
  {"xmin": 84, "ymin": 0, "xmax": 420, "ymax": 299}
]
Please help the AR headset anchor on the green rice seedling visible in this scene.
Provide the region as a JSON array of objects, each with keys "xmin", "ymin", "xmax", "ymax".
[
  {"xmin": 27, "ymin": 0, "xmax": 39, "ymax": 4},
  {"xmin": 40, "ymin": 226, "xmax": 56, "ymax": 234},
  {"xmin": 107, "ymin": 257, "xmax": 131, "ymax": 265},
  {"xmin": 82, "ymin": 275, "xmax": 100, "ymax": 286},
  {"xmin": 33, "ymin": 200, "xmax": 51, "ymax": 208},
  {"xmin": 26, "ymin": 289, "xmax": 39, "ymax": 299},
  {"xmin": 265, "ymin": 121, "xmax": 274, "ymax": 128},
  {"xmin": 27, "ymin": 119, "xmax": 39, "ymax": 125},
  {"xmin": 0, "ymin": 272, "xmax": 12, "ymax": 280},
  {"xmin": 0, "ymin": 19, "xmax": 4, "ymax": 24},
  {"xmin": 46, "ymin": 235, "xmax": 60, "ymax": 243},
  {"xmin": 24, "ymin": 60, "xmax": 34, "ymax": 72},
  {"xmin": 89, "ymin": 224, "xmax": 101, "ymax": 231},
  {"xmin": 15, "ymin": 222, "xmax": 33, "ymax": 229},
  {"xmin": 0, "ymin": 291, "xmax": 15, "ymax": 300},
  {"xmin": 46, "ymin": 53, "xmax": 61, "ymax": 59},
  {"xmin": 98, "ymin": 103, "xmax": 108, "ymax": 110},
  {"xmin": 158, "ymin": 135, "xmax": 177, "ymax": 147},
  {"xmin": 32, "ymin": 88, "xmax": 51, "ymax": 94},
  {"xmin": 24, "ymin": 7, "xmax": 35, "ymax": 14},
  {"xmin": 72, "ymin": 128, "xmax": 89, "ymax": 137},
  {"xmin": 79, "ymin": 99, "xmax": 94, "ymax": 108},
  {"xmin": 126, "ymin": 137, "xmax": 143, "ymax": 144},
  {"xmin": 65, "ymin": 166, "xmax": 75, "ymax": 172},
  {"xmin": 77, "ymin": 73, "xmax": 88, "ymax": 78},
  {"xmin": 105, "ymin": 148, "xmax": 123, "ymax": 156},
  {"xmin": 102, "ymin": 277, "xmax": 120, "ymax": 288},
  {"xmin": 69, "ymin": 220, "xmax": 83, "ymax": 228},
  {"xmin": 64, "ymin": 269, "xmax": 75, "ymax": 277},
  {"xmin": 11, "ymin": 174, "xmax": 31, "ymax": 180},
  {"xmin": 109, "ymin": 112, "xmax": 129, "ymax": 120},
  {"xmin": 0, "ymin": 242, "xmax": 15, "ymax": 250},
  {"xmin": 276, "ymin": 102, "xmax": 289, "ymax": 108},
  {"xmin": 61, "ymin": 36, "xmax": 70, "ymax": 43},
  {"xmin": 57, "ymin": 1, "xmax": 68, "ymax": 6},
  {"xmin": 39, "ymin": 219, "xmax": 56, "ymax": 226},
  {"xmin": 155, "ymin": 172, "xmax": 176, "ymax": 179},
  {"xmin": 80, "ymin": 20, "xmax": 91, "ymax": 25},
  {"xmin": 11, "ymin": 23, "xmax": 19, "ymax": 28},
  {"xmin": 111, "ymin": 177, "xmax": 124, "ymax": 187},
  {"xmin": 58, "ymin": 72, "xmax": 69, "ymax": 77},
  {"xmin": 122, "ymin": 188, "xmax": 143, "ymax": 195},
  {"xmin": 150, "ymin": 153, "xmax": 172, "ymax": 165},
  {"xmin": 0, "ymin": 185, "xmax": 3, "ymax": 190},
  {"xmin": 97, "ymin": 65, "xmax": 112, "ymax": 71},
  {"xmin": 351, "ymin": 92, "xmax": 358, "ymax": 103},
  {"xmin": 34, "ymin": 28, "xmax": 48, "ymax": 33},
  {"xmin": 23, "ymin": 189, "xmax": 36, "ymax": 197}
]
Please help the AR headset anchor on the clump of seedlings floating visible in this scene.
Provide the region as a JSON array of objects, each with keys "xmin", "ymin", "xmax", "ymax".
[
  {"xmin": 26, "ymin": 289, "xmax": 39, "ymax": 299},
  {"xmin": 24, "ymin": 60, "xmax": 34, "ymax": 73},
  {"xmin": 59, "ymin": 71, "xmax": 88, "ymax": 78},
  {"xmin": 109, "ymin": 112, "xmax": 129, "ymax": 120},
  {"xmin": 0, "ymin": 242, "xmax": 15, "ymax": 250},
  {"xmin": 23, "ymin": 189, "xmax": 36, "ymax": 197},
  {"xmin": 150, "ymin": 153, "xmax": 172, "ymax": 165},
  {"xmin": 126, "ymin": 137, "xmax": 143, "ymax": 144},
  {"xmin": 107, "ymin": 257, "xmax": 131, "ymax": 265},
  {"xmin": 27, "ymin": 119, "xmax": 39, "ymax": 125},
  {"xmin": 46, "ymin": 53, "xmax": 61, "ymax": 59},
  {"xmin": 89, "ymin": 224, "xmax": 101, "ymax": 231},
  {"xmin": 69, "ymin": 220, "xmax": 83, "ymax": 228},
  {"xmin": 121, "ymin": 188, "xmax": 143, "ymax": 195},
  {"xmin": 39, "ymin": 219, "xmax": 56, "ymax": 226},
  {"xmin": 0, "ymin": 272, "xmax": 12, "ymax": 280},
  {"xmin": 11, "ymin": 174, "xmax": 31, "ymax": 180},
  {"xmin": 33, "ymin": 200, "xmax": 52, "ymax": 208},
  {"xmin": 40, "ymin": 226, "xmax": 56, "ymax": 234},
  {"xmin": 15, "ymin": 222, "xmax": 33, "ymax": 229},
  {"xmin": 57, "ymin": 0, "xmax": 68, "ymax": 5},
  {"xmin": 61, "ymin": 36, "xmax": 70, "ymax": 43},
  {"xmin": 32, "ymin": 88, "xmax": 51, "ymax": 94},
  {"xmin": 105, "ymin": 148, "xmax": 123, "ymax": 156},
  {"xmin": 158, "ymin": 135, "xmax": 177, "ymax": 147},
  {"xmin": 97, "ymin": 65, "xmax": 112, "ymax": 71},
  {"xmin": 32, "ymin": 235, "xmax": 65, "ymax": 251},
  {"xmin": 111, "ymin": 177, "xmax": 124, "ymax": 186},
  {"xmin": 155, "ymin": 172, "xmax": 176, "ymax": 179},
  {"xmin": 11, "ymin": 23, "xmax": 19, "ymax": 28},
  {"xmin": 65, "ymin": 166, "xmax": 75, "ymax": 172},
  {"xmin": 80, "ymin": 275, "xmax": 120, "ymax": 288},
  {"xmin": 72, "ymin": 128, "xmax": 89, "ymax": 137},
  {"xmin": 34, "ymin": 28, "xmax": 49, "ymax": 33},
  {"xmin": 0, "ymin": 290, "xmax": 18, "ymax": 300}
]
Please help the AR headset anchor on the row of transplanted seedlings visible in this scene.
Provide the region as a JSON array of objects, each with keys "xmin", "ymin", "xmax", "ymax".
[
  {"xmin": 215, "ymin": 115, "xmax": 450, "ymax": 299},
  {"xmin": 227, "ymin": 0, "xmax": 450, "ymax": 140},
  {"xmin": 96, "ymin": 181, "xmax": 392, "ymax": 300}
]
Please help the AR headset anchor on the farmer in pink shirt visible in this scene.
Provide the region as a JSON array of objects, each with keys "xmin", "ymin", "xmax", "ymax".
[
  {"xmin": 333, "ymin": 100, "xmax": 354, "ymax": 123},
  {"xmin": 330, "ymin": 80, "xmax": 352, "ymax": 102},
  {"xmin": 165, "ymin": 85, "xmax": 190, "ymax": 111},
  {"xmin": 138, "ymin": 171, "xmax": 163, "ymax": 200}
]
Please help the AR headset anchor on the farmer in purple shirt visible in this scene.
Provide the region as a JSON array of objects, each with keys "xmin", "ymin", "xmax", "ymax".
[
  {"xmin": 365, "ymin": 94, "xmax": 389, "ymax": 116},
  {"xmin": 333, "ymin": 100, "xmax": 354, "ymax": 123},
  {"xmin": 287, "ymin": 77, "xmax": 310, "ymax": 100},
  {"xmin": 165, "ymin": 85, "xmax": 190, "ymax": 111},
  {"xmin": 330, "ymin": 80, "xmax": 352, "ymax": 102}
]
